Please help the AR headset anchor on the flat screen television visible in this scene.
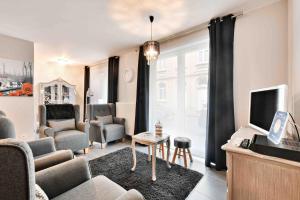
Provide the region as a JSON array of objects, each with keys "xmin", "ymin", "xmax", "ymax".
[{"xmin": 249, "ymin": 85, "xmax": 288, "ymax": 134}]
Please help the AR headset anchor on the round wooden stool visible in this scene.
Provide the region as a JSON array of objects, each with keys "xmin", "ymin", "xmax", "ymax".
[{"xmin": 172, "ymin": 137, "xmax": 193, "ymax": 168}]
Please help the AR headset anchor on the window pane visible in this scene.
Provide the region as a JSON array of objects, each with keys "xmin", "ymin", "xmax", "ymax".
[{"xmin": 150, "ymin": 38, "xmax": 209, "ymax": 158}]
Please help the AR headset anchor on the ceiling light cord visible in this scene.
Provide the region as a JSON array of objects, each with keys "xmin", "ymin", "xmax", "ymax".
[{"xmin": 149, "ymin": 15, "xmax": 154, "ymax": 41}]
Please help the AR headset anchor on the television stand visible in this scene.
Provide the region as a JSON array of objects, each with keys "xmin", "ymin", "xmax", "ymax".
[{"xmin": 222, "ymin": 127, "xmax": 300, "ymax": 200}]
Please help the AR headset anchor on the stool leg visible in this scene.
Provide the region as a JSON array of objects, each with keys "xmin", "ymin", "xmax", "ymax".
[
  {"xmin": 161, "ymin": 144, "xmax": 165, "ymax": 160},
  {"xmin": 183, "ymin": 148, "xmax": 187, "ymax": 168},
  {"xmin": 172, "ymin": 147, "xmax": 178, "ymax": 164},
  {"xmin": 187, "ymin": 148, "xmax": 193, "ymax": 162},
  {"xmin": 148, "ymin": 145, "xmax": 151, "ymax": 162},
  {"xmin": 178, "ymin": 148, "xmax": 181, "ymax": 158}
]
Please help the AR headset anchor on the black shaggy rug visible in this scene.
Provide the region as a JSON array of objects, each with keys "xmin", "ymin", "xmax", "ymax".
[{"xmin": 89, "ymin": 147, "xmax": 203, "ymax": 200}]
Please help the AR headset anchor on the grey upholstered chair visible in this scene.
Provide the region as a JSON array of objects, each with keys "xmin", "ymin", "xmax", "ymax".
[
  {"xmin": 0, "ymin": 110, "xmax": 73, "ymax": 171},
  {"xmin": 87, "ymin": 104, "xmax": 125, "ymax": 148},
  {"xmin": 39, "ymin": 104, "xmax": 89, "ymax": 153},
  {"xmin": 0, "ymin": 138, "xmax": 144, "ymax": 200}
]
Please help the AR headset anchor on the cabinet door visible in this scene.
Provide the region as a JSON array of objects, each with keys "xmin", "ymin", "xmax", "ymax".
[{"xmin": 61, "ymin": 83, "xmax": 75, "ymax": 104}]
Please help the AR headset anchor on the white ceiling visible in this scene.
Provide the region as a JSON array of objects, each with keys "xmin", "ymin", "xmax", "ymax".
[{"xmin": 0, "ymin": 0, "xmax": 278, "ymax": 65}]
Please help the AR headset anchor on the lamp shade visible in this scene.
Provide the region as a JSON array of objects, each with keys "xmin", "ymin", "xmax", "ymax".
[{"xmin": 143, "ymin": 40, "xmax": 160, "ymax": 64}]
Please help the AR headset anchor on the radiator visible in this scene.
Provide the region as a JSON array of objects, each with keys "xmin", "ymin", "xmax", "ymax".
[{"xmin": 116, "ymin": 102, "xmax": 135, "ymax": 136}]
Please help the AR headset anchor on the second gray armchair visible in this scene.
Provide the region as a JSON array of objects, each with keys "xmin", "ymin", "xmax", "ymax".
[
  {"xmin": 39, "ymin": 104, "xmax": 89, "ymax": 153},
  {"xmin": 87, "ymin": 104, "xmax": 125, "ymax": 148}
]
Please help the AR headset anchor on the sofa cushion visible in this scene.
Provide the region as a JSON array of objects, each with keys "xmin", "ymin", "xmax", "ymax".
[
  {"xmin": 54, "ymin": 130, "xmax": 87, "ymax": 151},
  {"xmin": 34, "ymin": 150, "xmax": 73, "ymax": 172},
  {"xmin": 48, "ymin": 119, "xmax": 75, "ymax": 132},
  {"xmin": 46, "ymin": 104, "xmax": 75, "ymax": 120},
  {"xmin": 103, "ymin": 124, "xmax": 125, "ymax": 142},
  {"xmin": 52, "ymin": 175, "xmax": 126, "ymax": 200},
  {"xmin": 96, "ymin": 115, "xmax": 113, "ymax": 125}
]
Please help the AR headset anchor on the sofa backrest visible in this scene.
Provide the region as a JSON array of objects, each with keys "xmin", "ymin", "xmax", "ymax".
[
  {"xmin": 0, "ymin": 110, "xmax": 6, "ymax": 117},
  {"xmin": 0, "ymin": 114, "xmax": 16, "ymax": 139},
  {"xmin": 0, "ymin": 138, "xmax": 35, "ymax": 200},
  {"xmin": 87, "ymin": 104, "xmax": 116, "ymax": 121},
  {"xmin": 39, "ymin": 104, "xmax": 80, "ymax": 126}
]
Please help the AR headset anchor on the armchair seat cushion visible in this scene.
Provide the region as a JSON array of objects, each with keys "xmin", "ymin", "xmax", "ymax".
[
  {"xmin": 103, "ymin": 124, "xmax": 125, "ymax": 142},
  {"xmin": 52, "ymin": 175, "xmax": 126, "ymax": 200},
  {"xmin": 55, "ymin": 130, "xmax": 88, "ymax": 152}
]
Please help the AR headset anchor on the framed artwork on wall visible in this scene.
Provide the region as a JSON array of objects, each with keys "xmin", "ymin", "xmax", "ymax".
[{"xmin": 0, "ymin": 58, "xmax": 33, "ymax": 97}]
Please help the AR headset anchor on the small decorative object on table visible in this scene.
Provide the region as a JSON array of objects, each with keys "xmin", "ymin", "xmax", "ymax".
[{"xmin": 155, "ymin": 121, "xmax": 163, "ymax": 136}]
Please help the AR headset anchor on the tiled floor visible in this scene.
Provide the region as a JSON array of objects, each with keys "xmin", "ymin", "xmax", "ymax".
[{"xmin": 77, "ymin": 141, "xmax": 227, "ymax": 200}]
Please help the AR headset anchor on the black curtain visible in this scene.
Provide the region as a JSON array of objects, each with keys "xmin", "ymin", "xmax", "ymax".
[
  {"xmin": 205, "ymin": 15, "xmax": 236, "ymax": 170},
  {"xmin": 108, "ymin": 56, "xmax": 119, "ymax": 104},
  {"xmin": 83, "ymin": 66, "xmax": 90, "ymax": 120},
  {"xmin": 134, "ymin": 46, "xmax": 149, "ymax": 134}
]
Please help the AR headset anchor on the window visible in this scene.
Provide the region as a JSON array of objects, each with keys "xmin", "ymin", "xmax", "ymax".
[
  {"xmin": 90, "ymin": 63, "xmax": 108, "ymax": 104},
  {"xmin": 149, "ymin": 38, "xmax": 209, "ymax": 158},
  {"xmin": 157, "ymin": 82, "xmax": 167, "ymax": 101}
]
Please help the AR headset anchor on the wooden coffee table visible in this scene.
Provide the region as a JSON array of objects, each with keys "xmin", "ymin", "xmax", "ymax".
[{"xmin": 131, "ymin": 132, "xmax": 171, "ymax": 181}]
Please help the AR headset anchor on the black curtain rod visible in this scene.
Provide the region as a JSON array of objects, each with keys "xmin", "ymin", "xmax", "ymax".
[{"xmin": 159, "ymin": 12, "xmax": 243, "ymax": 43}]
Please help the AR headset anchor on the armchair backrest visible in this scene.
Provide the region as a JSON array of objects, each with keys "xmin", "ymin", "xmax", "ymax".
[
  {"xmin": 0, "ymin": 113, "xmax": 16, "ymax": 139},
  {"xmin": 0, "ymin": 138, "xmax": 35, "ymax": 200},
  {"xmin": 39, "ymin": 104, "xmax": 80, "ymax": 126},
  {"xmin": 87, "ymin": 103, "xmax": 116, "ymax": 121}
]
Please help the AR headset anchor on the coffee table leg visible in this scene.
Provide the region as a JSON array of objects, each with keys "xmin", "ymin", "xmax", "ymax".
[
  {"xmin": 166, "ymin": 139, "xmax": 171, "ymax": 168},
  {"xmin": 148, "ymin": 145, "xmax": 151, "ymax": 162},
  {"xmin": 131, "ymin": 139, "xmax": 136, "ymax": 171},
  {"xmin": 152, "ymin": 144, "xmax": 157, "ymax": 181}
]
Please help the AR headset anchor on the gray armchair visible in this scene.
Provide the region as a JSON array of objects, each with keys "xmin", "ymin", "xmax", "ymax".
[
  {"xmin": 0, "ymin": 138, "xmax": 144, "ymax": 200},
  {"xmin": 87, "ymin": 104, "xmax": 125, "ymax": 148},
  {"xmin": 39, "ymin": 104, "xmax": 89, "ymax": 153},
  {"xmin": 0, "ymin": 110, "xmax": 73, "ymax": 171}
]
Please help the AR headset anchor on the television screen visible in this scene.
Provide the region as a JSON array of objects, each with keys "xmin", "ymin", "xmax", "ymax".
[{"xmin": 250, "ymin": 89, "xmax": 279, "ymax": 132}]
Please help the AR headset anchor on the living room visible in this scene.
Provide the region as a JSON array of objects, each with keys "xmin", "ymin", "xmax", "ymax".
[{"xmin": 0, "ymin": 0, "xmax": 300, "ymax": 199}]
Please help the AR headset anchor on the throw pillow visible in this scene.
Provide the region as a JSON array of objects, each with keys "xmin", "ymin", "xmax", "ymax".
[
  {"xmin": 35, "ymin": 184, "xmax": 49, "ymax": 200},
  {"xmin": 96, "ymin": 115, "xmax": 113, "ymax": 125},
  {"xmin": 48, "ymin": 118, "xmax": 75, "ymax": 132}
]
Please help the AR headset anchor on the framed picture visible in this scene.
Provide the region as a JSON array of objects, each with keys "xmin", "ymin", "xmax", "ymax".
[{"xmin": 0, "ymin": 58, "xmax": 33, "ymax": 96}]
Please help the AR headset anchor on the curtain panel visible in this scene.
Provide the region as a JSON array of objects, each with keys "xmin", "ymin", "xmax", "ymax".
[
  {"xmin": 83, "ymin": 66, "xmax": 90, "ymax": 120},
  {"xmin": 107, "ymin": 56, "xmax": 119, "ymax": 104},
  {"xmin": 134, "ymin": 46, "xmax": 150, "ymax": 134},
  {"xmin": 205, "ymin": 15, "xmax": 236, "ymax": 170}
]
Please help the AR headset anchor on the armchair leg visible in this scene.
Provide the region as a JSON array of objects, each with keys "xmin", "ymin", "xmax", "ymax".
[
  {"xmin": 90, "ymin": 141, "xmax": 94, "ymax": 146},
  {"xmin": 101, "ymin": 143, "xmax": 107, "ymax": 149},
  {"xmin": 83, "ymin": 148, "xmax": 89, "ymax": 154}
]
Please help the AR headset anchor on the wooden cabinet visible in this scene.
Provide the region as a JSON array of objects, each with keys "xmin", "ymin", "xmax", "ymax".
[
  {"xmin": 39, "ymin": 78, "xmax": 76, "ymax": 105},
  {"xmin": 222, "ymin": 127, "xmax": 300, "ymax": 200}
]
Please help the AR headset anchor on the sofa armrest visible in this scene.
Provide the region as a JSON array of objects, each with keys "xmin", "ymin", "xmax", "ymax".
[
  {"xmin": 116, "ymin": 189, "xmax": 145, "ymax": 200},
  {"xmin": 36, "ymin": 157, "xmax": 91, "ymax": 199},
  {"xmin": 113, "ymin": 117, "xmax": 125, "ymax": 126},
  {"xmin": 27, "ymin": 137, "xmax": 56, "ymax": 157},
  {"xmin": 77, "ymin": 121, "xmax": 89, "ymax": 133},
  {"xmin": 90, "ymin": 120, "xmax": 103, "ymax": 127},
  {"xmin": 39, "ymin": 126, "xmax": 55, "ymax": 138},
  {"xmin": 34, "ymin": 150, "xmax": 74, "ymax": 172}
]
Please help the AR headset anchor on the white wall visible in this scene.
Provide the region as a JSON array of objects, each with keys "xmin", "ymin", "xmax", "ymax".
[
  {"xmin": 0, "ymin": 34, "xmax": 34, "ymax": 140},
  {"xmin": 288, "ymin": 0, "xmax": 300, "ymax": 124},
  {"xmin": 234, "ymin": 0, "xmax": 288, "ymax": 129},
  {"xmin": 117, "ymin": 48, "xmax": 139, "ymax": 135},
  {"xmin": 118, "ymin": 49, "xmax": 139, "ymax": 102},
  {"xmin": 33, "ymin": 60, "xmax": 85, "ymax": 125}
]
